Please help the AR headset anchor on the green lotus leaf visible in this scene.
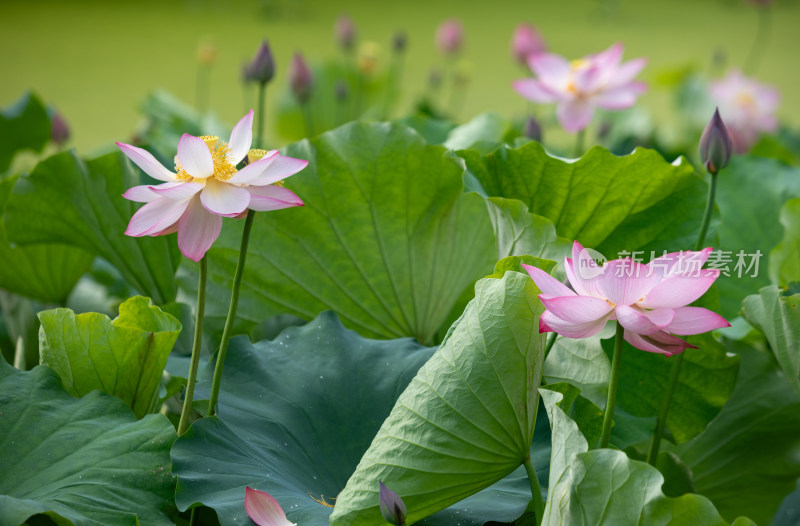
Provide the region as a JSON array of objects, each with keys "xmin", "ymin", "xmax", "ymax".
[{"xmin": 0, "ymin": 92, "xmax": 51, "ymax": 172}]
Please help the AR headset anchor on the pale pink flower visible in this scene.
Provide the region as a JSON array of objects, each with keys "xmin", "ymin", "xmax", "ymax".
[
  {"xmin": 513, "ymin": 43, "xmax": 647, "ymax": 133},
  {"xmin": 511, "ymin": 23, "xmax": 546, "ymax": 66},
  {"xmin": 245, "ymin": 487, "xmax": 296, "ymax": 526},
  {"xmin": 522, "ymin": 242, "xmax": 729, "ymax": 356},
  {"xmin": 118, "ymin": 111, "xmax": 307, "ymax": 262},
  {"xmin": 436, "ymin": 19, "xmax": 463, "ymax": 56},
  {"xmin": 709, "ymin": 69, "xmax": 779, "ymax": 153}
]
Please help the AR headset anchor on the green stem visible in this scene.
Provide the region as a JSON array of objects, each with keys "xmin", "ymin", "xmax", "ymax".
[
  {"xmin": 523, "ymin": 456, "xmax": 544, "ymax": 525},
  {"xmin": 573, "ymin": 128, "xmax": 586, "ymax": 157},
  {"xmin": 646, "ymin": 172, "xmax": 718, "ymax": 465},
  {"xmin": 195, "ymin": 64, "xmax": 211, "ymax": 113},
  {"xmin": 207, "ymin": 210, "xmax": 256, "ymax": 416},
  {"xmin": 544, "ymin": 332, "xmax": 558, "ymax": 357},
  {"xmin": 744, "ymin": 6, "xmax": 772, "ymax": 75},
  {"xmin": 256, "ymin": 83, "xmax": 266, "ymax": 149},
  {"xmin": 301, "ymin": 102, "xmax": 315, "ymax": 138},
  {"xmin": 177, "ymin": 256, "xmax": 207, "ymax": 436},
  {"xmin": 599, "ymin": 322, "xmax": 625, "ymax": 448}
]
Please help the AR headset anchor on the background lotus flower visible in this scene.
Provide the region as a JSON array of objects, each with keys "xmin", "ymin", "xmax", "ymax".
[
  {"xmin": 335, "ymin": 14, "xmax": 356, "ymax": 51},
  {"xmin": 522, "ymin": 241, "xmax": 729, "ymax": 355},
  {"xmin": 709, "ymin": 69, "xmax": 779, "ymax": 153},
  {"xmin": 118, "ymin": 110, "xmax": 307, "ymax": 262},
  {"xmin": 245, "ymin": 487, "xmax": 296, "ymax": 526},
  {"xmin": 511, "ymin": 23, "xmax": 546, "ymax": 66},
  {"xmin": 513, "ymin": 43, "xmax": 647, "ymax": 133},
  {"xmin": 436, "ymin": 19, "xmax": 463, "ymax": 56}
]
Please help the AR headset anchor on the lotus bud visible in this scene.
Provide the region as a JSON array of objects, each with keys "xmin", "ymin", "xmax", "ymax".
[
  {"xmin": 358, "ymin": 41, "xmax": 380, "ymax": 76},
  {"xmin": 335, "ymin": 15, "xmax": 356, "ymax": 52},
  {"xmin": 379, "ymin": 482, "xmax": 406, "ymax": 525},
  {"xmin": 196, "ymin": 40, "xmax": 217, "ymax": 67},
  {"xmin": 524, "ymin": 117, "xmax": 542, "ymax": 143},
  {"xmin": 393, "ymin": 31, "xmax": 407, "ymax": 54},
  {"xmin": 436, "ymin": 19, "xmax": 463, "ymax": 56},
  {"xmin": 248, "ymin": 40, "xmax": 275, "ymax": 85},
  {"xmin": 511, "ymin": 23, "xmax": 546, "ymax": 66},
  {"xmin": 289, "ymin": 53, "xmax": 313, "ymax": 104},
  {"xmin": 699, "ymin": 108, "xmax": 733, "ymax": 175},
  {"xmin": 50, "ymin": 111, "xmax": 70, "ymax": 147},
  {"xmin": 335, "ymin": 81, "xmax": 348, "ymax": 101}
]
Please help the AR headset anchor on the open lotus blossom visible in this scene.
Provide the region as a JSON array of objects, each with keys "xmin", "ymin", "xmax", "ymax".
[
  {"xmin": 522, "ymin": 241, "xmax": 730, "ymax": 356},
  {"xmin": 513, "ymin": 43, "xmax": 647, "ymax": 133},
  {"xmin": 117, "ymin": 110, "xmax": 307, "ymax": 261},
  {"xmin": 245, "ymin": 487, "xmax": 296, "ymax": 526},
  {"xmin": 709, "ymin": 69, "xmax": 779, "ymax": 153}
]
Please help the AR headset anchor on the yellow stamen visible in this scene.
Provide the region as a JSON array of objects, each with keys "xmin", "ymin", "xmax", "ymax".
[
  {"xmin": 247, "ymin": 148, "xmax": 269, "ymax": 163},
  {"xmin": 174, "ymin": 137, "xmax": 237, "ymax": 182},
  {"xmin": 200, "ymin": 135, "xmax": 219, "ymax": 149},
  {"xmin": 736, "ymin": 92, "xmax": 755, "ymax": 107},
  {"xmin": 570, "ymin": 58, "xmax": 589, "ymax": 70}
]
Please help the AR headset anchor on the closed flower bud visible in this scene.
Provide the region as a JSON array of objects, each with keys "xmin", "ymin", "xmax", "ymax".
[
  {"xmin": 50, "ymin": 111, "xmax": 70, "ymax": 147},
  {"xmin": 511, "ymin": 23, "xmax": 546, "ymax": 66},
  {"xmin": 248, "ymin": 40, "xmax": 275, "ymax": 85},
  {"xmin": 699, "ymin": 108, "xmax": 733, "ymax": 175},
  {"xmin": 289, "ymin": 53, "xmax": 313, "ymax": 104},
  {"xmin": 379, "ymin": 482, "xmax": 406, "ymax": 525},
  {"xmin": 524, "ymin": 117, "xmax": 542, "ymax": 143},
  {"xmin": 393, "ymin": 31, "xmax": 407, "ymax": 53},
  {"xmin": 436, "ymin": 19, "xmax": 463, "ymax": 56},
  {"xmin": 335, "ymin": 15, "xmax": 356, "ymax": 52},
  {"xmin": 335, "ymin": 81, "xmax": 348, "ymax": 101},
  {"xmin": 197, "ymin": 40, "xmax": 217, "ymax": 67}
]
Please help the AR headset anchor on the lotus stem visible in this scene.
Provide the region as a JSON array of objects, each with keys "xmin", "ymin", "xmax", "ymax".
[
  {"xmin": 523, "ymin": 456, "xmax": 544, "ymax": 525},
  {"xmin": 177, "ymin": 256, "xmax": 207, "ymax": 436},
  {"xmin": 599, "ymin": 321, "xmax": 625, "ymax": 448}
]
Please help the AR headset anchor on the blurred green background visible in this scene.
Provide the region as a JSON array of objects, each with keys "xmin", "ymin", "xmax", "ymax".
[{"xmin": 1, "ymin": 0, "xmax": 798, "ymax": 152}]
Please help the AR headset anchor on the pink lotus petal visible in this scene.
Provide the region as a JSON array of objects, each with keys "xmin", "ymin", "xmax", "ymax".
[
  {"xmin": 149, "ymin": 182, "xmax": 204, "ymax": 200},
  {"xmin": 647, "ymin": 247, "xmax": 714, "ymax": 280},
  {"xmin": 513, "ymin": 79, "xmax": 560, "ymax": 104},
  {"xmin": 227, "ymin": 150, "xmax": 280, "ymax": 185},
  {"xmin": 624, "ymin": 329, "xmax": 696, "ymax": 356},
  {"xmin": 177, "ymin": 197, "xmax": 223, "ymax": 262},
  {"xmin": 125, "ymin": 197, "xmax": 192, "ymax": 237},
  {"xmin": 565, "ymin": 241, "xmax": 603, "ymax": 296},
  {"xmin": 249, "ymin": 156, "xmax": 310, "ymax": 187},
  {"xmin": 595, "ymin": 260, "xmax": 660, "ymax": 306},
  {"xmin": 123, "ymin": 185, "xmax": 161, "ymax": 203},
  {"xmin": 557, "ymin": 100, "xmax": 595, "ymax": 133},
  {"xmin": 116, "ymin": 142, "xmax": 177, "ymax": 182},
  {"xmin": 572, "ymin": 65, "xmax": 603, "ymax": 93},
  {"xmin": 592, "ymin": 42, "xmax": 624, "ymax": 69},
  {"xmin": 539, "ymin": 310, "xmax": 609, "ymax": 338},
  {"xmin": 637, "ymin": 269, "xmax": 720, "ymax": 309},
  {"xmin": 593, "ymin": 86, "xmax": 641, "ymax": 110},
  {"xmin": 228, "ymin": 110, "xmax": 254, "ymax": 165},
  {"xmin": 540, "ymin": 294, "xmax": 614, "ymax": 325},
  {"xmin": 248, "ymin": 185, "xmax": 304, "ymax": 211},
  {"xmin": 244, "ymin": 487, "xmax": 296, "ymax": 526},
  {"xmin": 200, "ymin": 179, "xmax": 251, "ymax": 216},
  {"xmin": 666, "ymin": 307, "xmax": 730, "ymax": 335},
  {"xmin": 177, "ymin": 134, "xmax": 214, "ymax": 179},
  {"xmin": 612, "ymin": 57, "xmax": 648, "ymax": 86},
  {"xmin": 615, "ymin": 304, "xmax": 674, "ymax": 335},
  {"xmin": 521, "ymin": 264, "xmax": 575, "ymax": 297},
  {"xmin": 528, "ymin": 52, "xmax": 571, "ymax": 84}
]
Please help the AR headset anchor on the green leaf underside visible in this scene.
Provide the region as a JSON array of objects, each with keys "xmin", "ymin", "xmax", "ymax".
[
  {"xmin": 459, "ymin": 143, "xmax": 709, "ymax": 259},
  {"xmin": 0, "ymin": 361, "xmax": 176, "ymax": 526},
  {"xmin": 4, "ymin": 150, "xmax": 181, "ymax": 304},
  {"xmin": 198, "ymin": 121, "xmax": 496, "ymax": 343},
  {"xmin": 541, "ymin": 388, "xmax": 749, "ymax": 526},
  {"xmin": 330, "ymin": 270, "xmax": 547, "ymax": 525},
  {"xmin": 0, "ymin": 92, "xmax": 51, "ymax": 172},
  {"xmin": 38, "ymin": 296, "xmax": 181, "ymax": 418},
  {"xmin": 770, "ymin": 198, "xmax": 800, "ymax": 287},
  {"xmin": 171, "ymin": 312, "xmax": 434, "ymax": 525}
]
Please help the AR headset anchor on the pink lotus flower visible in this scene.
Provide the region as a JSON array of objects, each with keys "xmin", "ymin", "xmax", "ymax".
[
  {"xmin": 511, "ymin": 23, "xmax": 546, "ymax": 66},
  {"xmin": 522, "ymin": 242, "xmax": 729, "ymax": 356},
  {"xmin": 117, "ymin": 111, "xmax": 307, "ymax": 262},
  {"xmin": 709, "ymin": 69, "xmax": 779, "ymax": 153},
  {"xmin": 436, "ymin": 19, "xmax": 463, "ymax": 56},
  {"xmin": 513, "ymin": 43, "xmax": 647, "ymax": 133},
  {"xmin": 245, "ymin": 487, "xmax": 296, "ymax": 526}
]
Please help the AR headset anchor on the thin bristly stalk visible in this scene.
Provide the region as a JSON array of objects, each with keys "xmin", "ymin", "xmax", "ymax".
[
  {"xmin": 599, "ymin": 322, "xmax": 625, "ymax": 448},
  {"xmin": 177, "ymin": 256, "xmax": 207, "ymax": 436},
  {"xmin": 207, "ymin": 210, "xmax": 256, "ymax": 416},
  {"xmin": 256, "ymin": 83, "xmax": 266, "ymax": 148}
]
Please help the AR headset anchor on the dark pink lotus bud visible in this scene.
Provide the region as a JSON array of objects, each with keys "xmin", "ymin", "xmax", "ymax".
[
  {"xmin": 379, "ymin": 481, "xmax": 406, "ymax": 525},
  {"xmin": 524, "ymin": 117, "xmax": 542, "ymax": 142},
  {"xmin": 248, "ymin": 40, "xmax": 275, "ymax": 85},
  {"xmin": 289, "ymin": 53, "xmax": 313, "ymax": 104},
  {"xmin": 51, "ymin": 111, "xmax": 70, "ymax": 147},
  {"xmin": 436, "ymin": 19, "xmax": 463, "ymax": 56},
  {"xmin": 393, "ymin": 31, "xmax": 407, "ymax": 53},
  {"xmin": 511, "ymin": 23, "xmax": 546, "ymax": 65},
  {"xmin": 335, "ymin": 15, "xmax": 356, "ymax": 51},
  {"xmin": 699, "ymin": 108, "xmax": 733, "ymax": 175}
]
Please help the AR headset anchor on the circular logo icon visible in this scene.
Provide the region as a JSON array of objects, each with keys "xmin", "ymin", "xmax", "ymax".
[{"xmin": 575, "ymin": 247, "xmax": 607, "ymax": 279}]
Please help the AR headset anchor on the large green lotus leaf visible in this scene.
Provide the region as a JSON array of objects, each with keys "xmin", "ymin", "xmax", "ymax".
[
  {"xmin": 543, "ymin": 334, "xmax": 611, "ymax": 407},
  {"xmin": 742, "ymin": 286, "xmax": 800, "ymax": 398},
  {"xmin": 0, "ymin": 360, "xmax": 176, "ymax": 526},
  {"xmin": 540, "ymin": 388, "xmax": 751, "ymax": 526},
  {"xmin": 715, "ymin": 156, "xmax": 800, "ymax": 317},
  {"xmin": 488, "ymin": 197, "xmax": 572, "ymax": 267},
  {"xmin": 395, "ymin": 115, "xmax": 456, "ymax": 145},
  {"xmin": 329, "ymin": 270, "xmax": 547, "ymax": 525},
  {"xmin": 170, "ymin": 311, "xmax": 434, "ymax": 524},
  {"xmin": 604, "ymin": 332, "xmax": 739, "ymax": 444},
  {"xmin": 770, "ymin": 198, "xmax": 800, "ymax": 287},
  {"xmin": 199, "ymin": 122, "xmax": 496, "ymax": 343},
  {"xmin": 38, "ymin": 296, "xmax": 181, "ymax": 418},
  {"xmin": 0, "ymin": 174, "xmax": 93, "ymax": 303},
  {"xmin": 673, "ymin": 339, "xmax": 800, "ymax": 524},
  {"xmin": 4, "ymin": 150, "xmax": 182, "ymax": 304},
  {"xmin": 0, "ymin": 92, "xmax": 51, "ymax": 172},
  {"xmin": 459, "ymin": 143, "xmax": 710, "ymax": 259},
  {"xmin": 443, "ymin": 112, "xmax": 520, "ymax": 151}
]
